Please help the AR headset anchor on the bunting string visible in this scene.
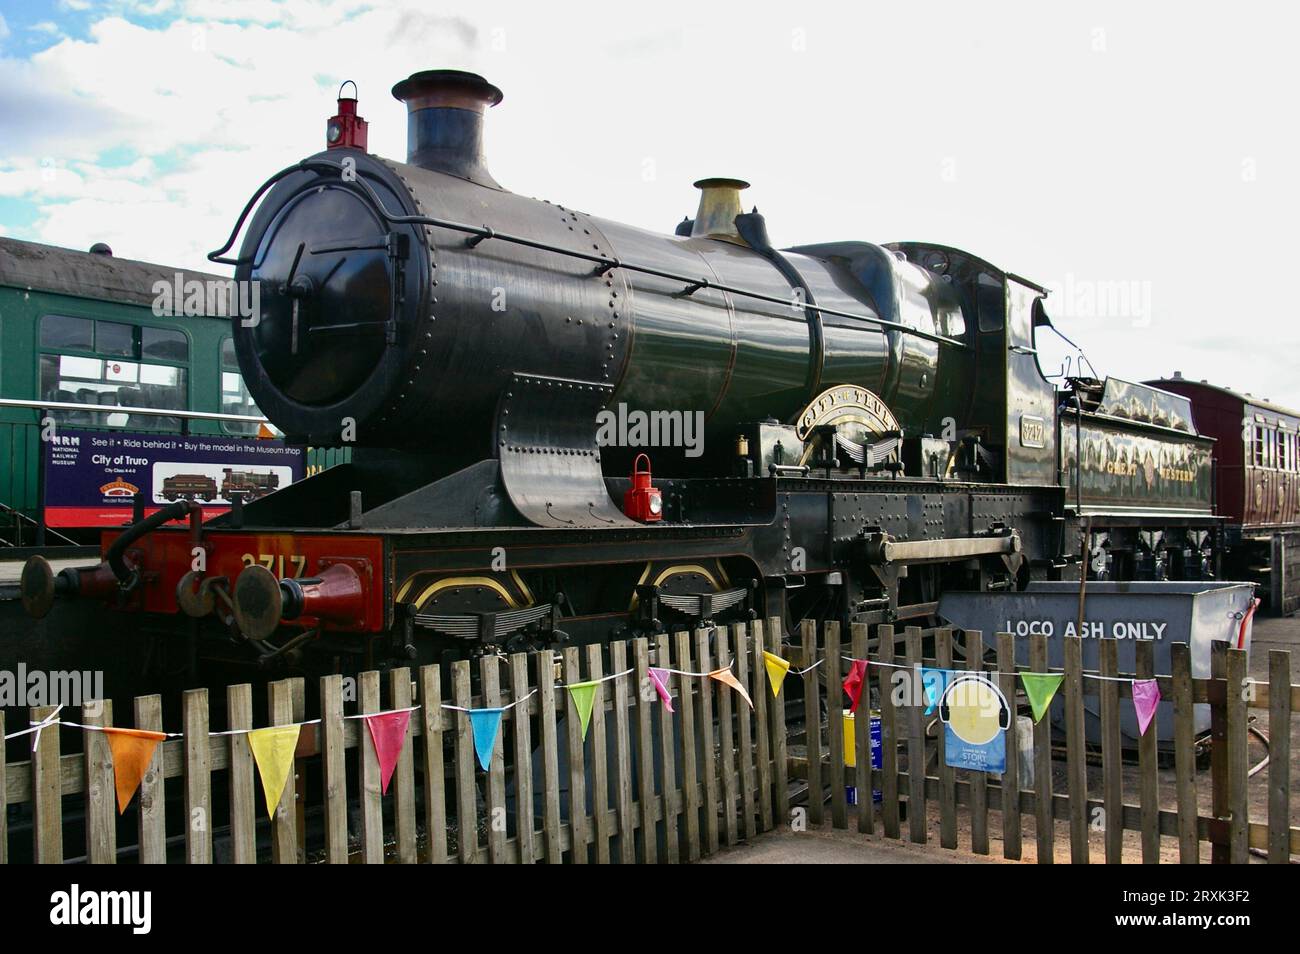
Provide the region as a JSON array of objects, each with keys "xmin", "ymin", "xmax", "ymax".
[
  {"xmin": 7, "ymin": 663, "xmax": 1167, "ymax": 743},
  {"xmin": 570, "ymin": 667, "xmax": 634, "ymax": 685},
  {"xmin": 440, "ymin": 688, "xmax": 537, "ymax": 714},
  {"xmin": 841, "ymin": 655, "xmax": 1159, "ymax": 684},
  {"xmin": 28, "ymin": 720, "xmax": 183, "ymax": 737},
  {"xmin": 209, "ymin": 719, "xmax": 321, "ymax": 736},
  {"xmin": 788, "ymin": 659, "xmax": 824, "ymax": 676},
  {"xmin": 5, "ymin": 705, "xmax": 65, "ymax": 742},
  {"xmin": 5, "ymin": 668, "xmax": 650, "ymax": 738},
  {"xmin": 346, "ymin": 705, "xmax": 420, "ymax": 718},
  {"xmin": 4, "ymin": 646, "xmax": 1174, "ymax": 815},
  {"xmin": 656, "ymin": 664, "xmax": 726, "ymax": 678}
]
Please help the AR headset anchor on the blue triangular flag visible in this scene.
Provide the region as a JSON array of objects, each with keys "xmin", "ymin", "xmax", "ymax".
[
  {"xmin": 468, "ymin": 708, "xmax": 504, "ymax": 771},
  {"xmin": 920, "ymin": 668, "xmax": 951, "ymax": 715}
]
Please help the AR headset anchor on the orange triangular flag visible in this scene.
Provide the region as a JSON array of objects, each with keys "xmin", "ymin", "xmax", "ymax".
[
  {"xmin": 103, "ymin": 727, "xmax": 167, "ymax": 814},
  {"xmin": 256, "ymin": 422, "xmax": 276, "ymax": 439},
  {"xmin": 709, "ymin": 667, "xmax": 754, "ymax": 710}
]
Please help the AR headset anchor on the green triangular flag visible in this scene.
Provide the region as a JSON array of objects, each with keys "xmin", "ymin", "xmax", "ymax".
[
  {"xmin": 568, "ymin": 681, "xmax": 598, "ymax": 740},
  {"xmin": 1021, "ymin": 673, "xmax": 1064, "ymax": 724}
]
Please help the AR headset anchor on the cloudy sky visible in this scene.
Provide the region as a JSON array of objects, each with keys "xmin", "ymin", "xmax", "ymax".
[{"xmin": 1, "ymin": 0, "xmax": 1296, "ymax": 407}]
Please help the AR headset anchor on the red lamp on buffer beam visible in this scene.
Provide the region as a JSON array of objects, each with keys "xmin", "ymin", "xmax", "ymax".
[{"xmin": 624, "ymin": 453, "xmax": 663, "ymax": 522}]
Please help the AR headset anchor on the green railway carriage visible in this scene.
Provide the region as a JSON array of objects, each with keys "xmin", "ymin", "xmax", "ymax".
[{"xmin": 0, "ymin": 237, "xmax": 345, "ymax": 543}]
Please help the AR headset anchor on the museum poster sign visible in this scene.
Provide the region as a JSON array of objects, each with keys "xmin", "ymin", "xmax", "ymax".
[{"xmin": 42, "ymin": 428, "xmax": 304, "ymax": 527}]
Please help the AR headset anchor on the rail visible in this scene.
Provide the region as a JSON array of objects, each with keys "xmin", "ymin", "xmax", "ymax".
[
  {"xmin": 0, "ymin": 397, "xmax": 269, "ymax": 425},
  {"xmin": 0, "ymin": 501, "xmax": 78, "ymax": 548}
]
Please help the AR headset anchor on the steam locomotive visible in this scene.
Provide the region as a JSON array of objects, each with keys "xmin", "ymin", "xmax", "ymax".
[
  {"xmin": 21, "ymin": 70, "xmax": 1219, "ymax": 670},
  {"xmin": 220, "ymin": 468, "xmax": 280, "ymax": 502}
]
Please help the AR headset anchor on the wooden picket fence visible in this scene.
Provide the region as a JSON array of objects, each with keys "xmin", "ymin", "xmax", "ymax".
[
  {"xmin": 3, "ymin": 617, "xmax": 1295, "ymax": 863},
  {"xmin": 0, "ymin": 622, "xmax": 788, "ymax": 864},
  {"xmin": 792, "ymin": 621, "xmax": 1298, "ymax": 864}
]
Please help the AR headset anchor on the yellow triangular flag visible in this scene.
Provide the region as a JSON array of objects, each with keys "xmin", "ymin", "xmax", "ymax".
[
  {"xmin": 763, "ymin": 651, "xmax": 791, "ymax": 698},
  {"xmin": 247, "ymin": 725, "xmax": 301, "ymax": 818},
  {"xmin": 709, "ymin": 667, "xmax": 754, "ymax": 710},
  {"xmin": 103, "ymin": 727, "xmax": 166, "ymax": 814}
]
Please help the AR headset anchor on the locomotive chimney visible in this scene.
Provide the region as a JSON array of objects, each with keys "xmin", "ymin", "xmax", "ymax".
[
  {"xmin": 391, "ymin": 69, "xmax": 503, "ymax": 188},
  {"xmin": 690, "ymin": 178, "xmax": 750, "ymax": 245}
]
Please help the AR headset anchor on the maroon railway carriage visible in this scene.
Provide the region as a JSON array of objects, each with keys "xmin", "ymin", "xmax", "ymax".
[{"xmin": 1149, "ymin": 375, "xmax": 1300, "ymax": 614}]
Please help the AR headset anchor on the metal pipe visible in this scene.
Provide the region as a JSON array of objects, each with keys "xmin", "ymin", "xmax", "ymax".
[
  {"xmin": 106, "ymin": 500, "xmax": 196, "ymax": 584},
  {"xmin": 1075, "ymin": 392, "xmax": 1088, "ymax": 638}
]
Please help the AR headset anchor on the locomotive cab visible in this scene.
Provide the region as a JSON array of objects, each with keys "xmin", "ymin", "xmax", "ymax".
[{"xmin": 888, "ymin": 243, "xmax": 1058, "ymax": 486}]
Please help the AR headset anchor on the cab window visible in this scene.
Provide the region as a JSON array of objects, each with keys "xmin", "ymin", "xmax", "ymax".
[{"xmin": 976, "ymin": 273, "xmax": 1003, "ymax": 332}]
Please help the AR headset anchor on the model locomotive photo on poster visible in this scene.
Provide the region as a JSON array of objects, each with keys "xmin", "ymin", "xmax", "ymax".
[{"xmin": 42, "ymin": 427, "xmax": 304, "ymax": 527}]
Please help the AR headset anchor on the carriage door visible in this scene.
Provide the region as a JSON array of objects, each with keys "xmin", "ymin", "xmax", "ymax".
[{"xmin": 1005, "ymin": 278, "xmax": 1057, "ymax": 485}]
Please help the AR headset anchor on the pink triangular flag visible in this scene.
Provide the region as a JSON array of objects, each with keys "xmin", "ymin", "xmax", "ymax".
[
  {"xmin": 648, "ymin": 667, "xmax": 674, "ymax": 713},
  {"xmin": 365, "ymin": 710, "xmax": 412, "ymax": 794},
  {"xmin": 1132, "ymin": 679, "xmax": 1161, "ymax": 737},
  {"xmin": 842, "ymin": 659, "xmax": 869, "ymax": 713}
]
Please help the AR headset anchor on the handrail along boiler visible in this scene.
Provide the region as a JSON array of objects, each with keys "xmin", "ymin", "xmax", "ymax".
[{"xmin": 21, "ymin": 71, "xmax": 1221, "ymax": 669}]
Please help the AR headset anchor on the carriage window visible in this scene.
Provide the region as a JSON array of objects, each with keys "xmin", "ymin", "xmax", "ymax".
[
  {"xmin": 1279, "ymin": 433, "xmax": 1288, "ymax": 472},
  {"xmin": 142, "ymin": 327, "xmax": 189, "ymax": 362},
  {"xmin": 40, "ymin": 316, "xmax": 189, "ymax": 429},
  {"xmin": 95, "ymin": 321, "xmax": 134, "ymax": 357},
  {"xmin": 40, "ymin": 353, "xmax": 186, "ymax": 429},
  {"xmin": 220, "ymin": 337, "xmax": 264, "ymax": 436},
  {"xmin": 40, "ymin": 315, "xmax": 93, "ymax": 351},
  {"xmin": 1252, "ymin": 426, "xmax": 1265, "ymax": 467}
]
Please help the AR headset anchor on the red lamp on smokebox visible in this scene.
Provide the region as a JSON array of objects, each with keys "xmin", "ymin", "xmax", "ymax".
[
  {"xmin": 326, "ymin": 80, "xmax": 368, "ymax": 151},
  {"xmin": 624, "ymin": 453, "xmax": 663, "ymax": 522}
]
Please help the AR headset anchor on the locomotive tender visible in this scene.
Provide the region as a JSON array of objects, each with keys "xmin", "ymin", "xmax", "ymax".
[{"xmin": 21, "ymin": 71, "xmax": 1220, "ymax": 669}]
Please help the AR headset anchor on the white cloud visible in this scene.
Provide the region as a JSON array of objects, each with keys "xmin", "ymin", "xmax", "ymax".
[{"xmin": 0, "ymin": 2, "xmax": 482, "ymax": 270}]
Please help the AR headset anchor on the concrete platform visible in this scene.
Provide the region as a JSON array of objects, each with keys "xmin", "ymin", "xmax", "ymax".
[
  {"xmin": 0, "ymin": 556, "xmax": 94, "ymax": 600},
  {"xmin": 701, "ymin": 824, "xmax": 1001, "ymax": 864}
]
